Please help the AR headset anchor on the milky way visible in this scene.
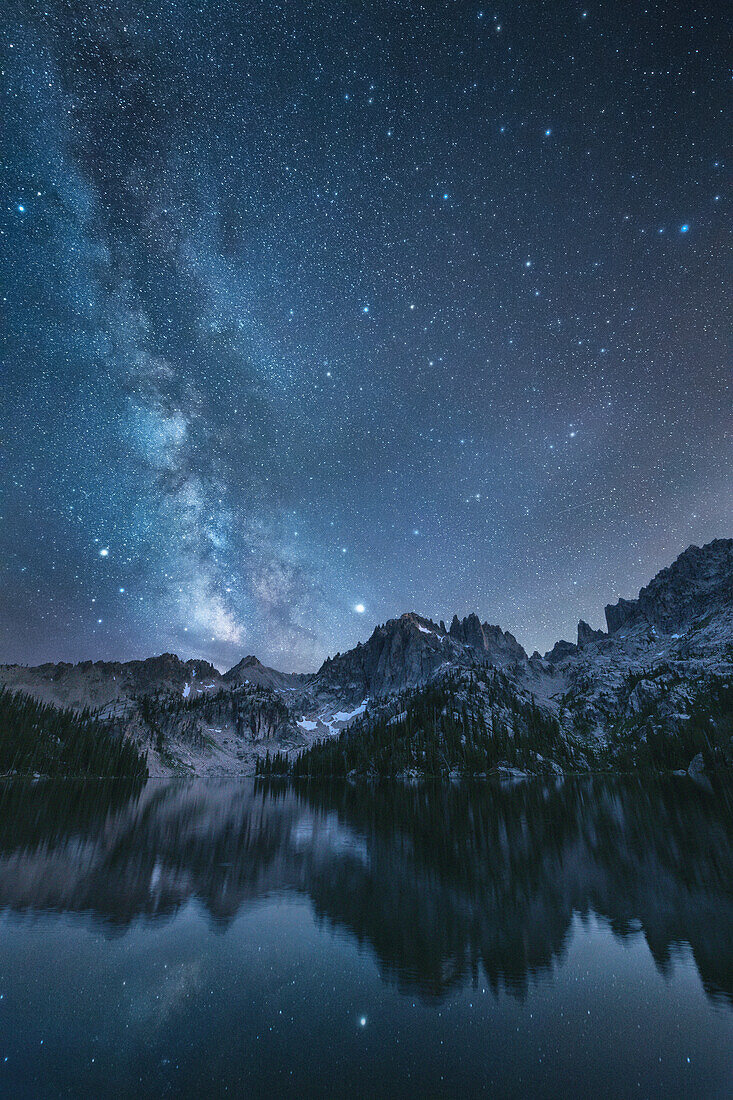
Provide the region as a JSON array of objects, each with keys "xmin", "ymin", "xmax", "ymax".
[{"xmin": 1, "ymin": 2, "xmax": 729, "ymax": 670}]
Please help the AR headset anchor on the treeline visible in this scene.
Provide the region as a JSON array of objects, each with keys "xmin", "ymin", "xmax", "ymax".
[
  {"xmin": 0, "ymin": 687, "xmax": 148, "ymax": 778},
  {"xmin": 281, "ymin": 673, "xmax": 583, "ymax": 779},
  {"xmin": 255, "ymin": 750, "xmax": 290, "ymax": 776}
]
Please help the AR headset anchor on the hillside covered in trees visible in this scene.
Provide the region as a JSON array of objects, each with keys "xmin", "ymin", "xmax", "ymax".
[
  {"xmin": 0, "ymin": 687, "xmax": 148, "ymax": 778},
  {"xmin": 258, "ymin": 665, "xmax": 733, "ymax": 780},
  {"xmin": 259, "ymin": 670, "xmax": 588, "ymax": 779}
]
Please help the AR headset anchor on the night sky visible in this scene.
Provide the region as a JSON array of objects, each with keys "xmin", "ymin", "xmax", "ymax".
[{"xmin": 2, "ymin": 2, "xmax": 729, "ymax": 671}]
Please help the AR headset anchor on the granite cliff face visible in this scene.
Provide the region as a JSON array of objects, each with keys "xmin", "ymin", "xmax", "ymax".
[
  {"xmin": 604, "ymin": 539, "xmax": 733, "ymax": 634},
  {"xmin": 1, "ymin": 539, "xmax": 731, "ymax": 776},
  {"xmin": 311, "ymin": 613, "xmax": 482, "ymax": 706}
]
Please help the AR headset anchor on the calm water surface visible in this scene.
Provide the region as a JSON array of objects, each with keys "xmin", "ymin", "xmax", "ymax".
[{"xmin": 0, "ymin": 776, "xmax": 731, "ymax": 1098}]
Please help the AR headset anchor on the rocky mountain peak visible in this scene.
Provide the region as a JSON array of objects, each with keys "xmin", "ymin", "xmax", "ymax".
[
  {"xmin": 577, "ymin": 620, "xmax": 607, "ymax": 648},
  {"xmin": 311, "ymin": 612, "xmax": 454, "ymax": 704},
  {"xmin": 448, "ymin": 613, "xmax": 527, "ymax": 664},
  {"xmin": 309, "ymin": 608, "xmax": 531, "ymax": 708},
  {"xmin": 226, "ymin": 655, "xmax": 265, "ymax": 675},
  {"xmin": 223, "ymin": 655, "xmax": 300, "ymax": 691},
  {"xmin": 544, "ymin": 638, "xmax": 578, "ymax": 664},
  {"xmin": 604, "ymin": 538, "xmax": 733, "ymax": 634}
]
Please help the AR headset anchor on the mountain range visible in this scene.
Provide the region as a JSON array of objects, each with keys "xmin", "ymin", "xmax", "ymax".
[{"xmin": 1, "ymin": 538, "xmax": 731, "ymax": 777}]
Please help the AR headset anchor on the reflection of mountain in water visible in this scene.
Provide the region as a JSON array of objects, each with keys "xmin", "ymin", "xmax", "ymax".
[{"xmin": 0, "ymin": 777, "xmax": 731, "ymax": 1005}]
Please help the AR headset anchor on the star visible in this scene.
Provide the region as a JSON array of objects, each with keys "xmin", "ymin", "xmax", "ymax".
[{"xmin": 1, "ymin": 0, "xmax": 725, "ymax": 672}]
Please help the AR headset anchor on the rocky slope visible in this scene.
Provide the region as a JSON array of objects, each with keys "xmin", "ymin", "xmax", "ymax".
[{"xmin": 1, "ymin": 538, "xmax": 731, "ymax": 776}]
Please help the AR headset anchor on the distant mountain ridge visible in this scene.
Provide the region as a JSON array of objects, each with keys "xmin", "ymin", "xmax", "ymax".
[
  {"xmin": 223, "ymin": 655, "xmax": 305, "ymax": 692},
  {"xmin": 1, "ymin": 538, "xmax": 731, "ymax": 776}
]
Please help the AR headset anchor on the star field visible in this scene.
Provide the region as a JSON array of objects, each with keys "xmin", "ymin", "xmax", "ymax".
[{"xmin": 1, "ymin": 2, "xmax": 729, "ymax": 670}]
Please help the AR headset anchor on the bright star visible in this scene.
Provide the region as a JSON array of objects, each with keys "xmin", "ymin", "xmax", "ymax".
[
  {"xmin": 545, "ymin": 128, "xmax": 552, "ymax": 136},
  {"xmin": 99, "ymin": 548, "xmax": 109, "ymax": 557},
  {"xmin": 354, "ymin": 603, "xmax": 365, "ymax": 614},
  {"xmin": 680, "ymin": 223, "xmax": 689, "ymax": 233},
  {"xmin": 362, "ymin": 305, "xmax": 369, "ymax": 313},
  {"xmin": 359, "ymin": 1016, "xmax": 367, "ymax": 1027}
]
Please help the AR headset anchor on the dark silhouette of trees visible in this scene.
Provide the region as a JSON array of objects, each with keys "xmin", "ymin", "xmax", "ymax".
[{"xmin": 0, "ymin": 687, "xmax": 148, "ymax": 778}]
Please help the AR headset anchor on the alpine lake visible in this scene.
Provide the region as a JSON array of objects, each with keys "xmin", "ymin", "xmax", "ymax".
[{"xmin": 0, "ymin": 774, "xmax": 731, "ymax": 1098}]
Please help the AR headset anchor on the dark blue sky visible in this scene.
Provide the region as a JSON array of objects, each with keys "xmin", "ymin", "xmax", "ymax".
[{"xmin": 1, "ymin": 2, "xmax": 729, "ymax": 670}]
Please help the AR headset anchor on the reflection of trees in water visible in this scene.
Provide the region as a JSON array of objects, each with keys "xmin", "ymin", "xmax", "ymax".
[
  {"xmin": 0, "ymin": 776, "xmax": 730, "ymax": 1005},
  {"xmin": 303, "ymin": 779, "xmax": 733, "ymax": 1005}
]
